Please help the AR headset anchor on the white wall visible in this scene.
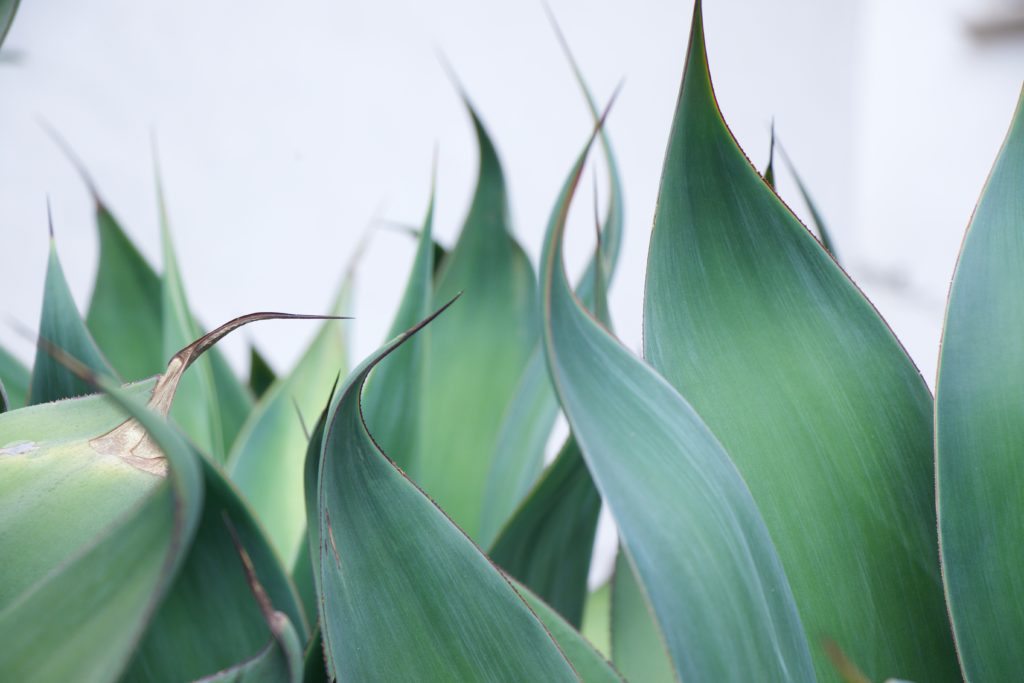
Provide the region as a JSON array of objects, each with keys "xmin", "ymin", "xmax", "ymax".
[{"xmin": 0, "ymin": 0, "xmax": 863, "ymax": 375}]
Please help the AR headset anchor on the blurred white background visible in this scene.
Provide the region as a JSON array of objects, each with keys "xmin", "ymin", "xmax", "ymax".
[{"xmin": 1, "ymin": 0, "xmax": 1022, "ymax": 385}]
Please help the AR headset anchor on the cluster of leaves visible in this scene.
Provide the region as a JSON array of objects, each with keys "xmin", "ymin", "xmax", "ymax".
[{"xmin": 2, "ymin": 2, "xmax": 1023, "ymax": 682}]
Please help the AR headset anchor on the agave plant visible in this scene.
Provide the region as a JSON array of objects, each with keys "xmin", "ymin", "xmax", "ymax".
[{"xmin": 2, "ymin": 1, "xmax": 1023, "ymax": 682}]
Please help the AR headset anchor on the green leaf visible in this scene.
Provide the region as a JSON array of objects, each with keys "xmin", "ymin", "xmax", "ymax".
[
  {"xmin": 29, "ymin": 236, "xmax": 118, "ymax": 405},
  {"xmin": 86, "ymin": 203, "xmax": 165, "ymax": 380},
  {"xmin": 301, "ymin": 627, "xmax": 328, "ymax": 683},
  {"xmin": 206, "ymin": 340, "xmax": 255, "ymax": 454},
  {"xmin": 0, "ymin": 0, "xmax": 19, "ymax": 49},
  {"xmin": 610, "ymin": 551, "xmax": 674, "ymax": 683},
  {"xmin": 0, "ymin": 377, "xmax": 203, "ymax": 682},
  {"xmin": 416, "ymin": 101, "xmax": 540, "ymax": 539},
  {"xmin": 936, "ymin": 88, "xmax": 1024, "ymax": 681},
  {"xmin": 0, "ymin": 379, "xmax": 7, "ymax": 413},
  {"xmin": 776, "ymin": 141, "xmax": 838, "ymax": 259},
  {"xmin": 249, "ymin": 346, "xmax": 276, "ymax": 399},
  {"xmin": 540, "ymin": 121, "xmax": 815, "ymax": 680},
  {"xmin": 317, "ymin": 300, "xmax": 578, "ymax": 681},
  {"xmin": 0, "ymin": 345, "xmax": 29, "ymax": 409},
  {"xmin": 641, "ymin": 4, "xmax": 956, "ymax": 680},
  {"xmin": 361, "ymin": 186, "xmax": 434, "ymax": 472},
  {"xmin": 298, "ymin": 400, "xmax": 331, "ymax": 630},
  {"xmin": 512, "ymin": 579, "xmax": 623, "ymax": 682},
  {"xmin": 124, "ymin": 455, "xmax": 309, "ymax": 681},
  {"xmin": 478, "ymin": 37, "xmax": 625, "ymax": 543},
  {"xmin": 228, "ymin": 286, "xmax": 348, "ymax": 565},
  {"xmin": 764, "ymin": 121, "xmax": 777, "ymax": 189},
  {"xmin": 581, "ymin": 582, "xmax": 611, "ymax": 660},
  {"xmin": 158, "ymin": 183, "xmax": 225, "ymax": 460},
  {"xmin": 187, "ymin": 530, "xmax": 304, "ymax": 683},
  {"xmin": 489, "ymin": 437, "xmax": 600, "ymax": 627}
]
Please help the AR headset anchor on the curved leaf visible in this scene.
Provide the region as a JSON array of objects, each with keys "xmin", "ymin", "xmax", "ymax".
[
  {"xmin": 29, "ymin": 237, "xmax": 118, "ymax": 405},
  {"xmin": 478, "ymin": 35, "xmax": 624, "ymax": 544},
  {"xmin": 124, "ymin": 455, "xmax": 309, "ymax": 681},
  {"xmin": 416, "ymin": 102, "xmax": 539, "ymax": 539},
  {"xmin": 641, "ymin": 4, "xmax": 955, "ymax": 679},
  {"xmin": 936, "ymin": 88, "xmax": 1024, "ymax": 681},
  {"xmin": 541, "ymin": 124, "xmax": 815, "ymax": 679},
  {"xmin": 0, "ymin": 377, "xmax": 203, "ymax": 682},
  {"xmin": 317, "ymin": 300, "xmax": 578, "ymax": 681}
]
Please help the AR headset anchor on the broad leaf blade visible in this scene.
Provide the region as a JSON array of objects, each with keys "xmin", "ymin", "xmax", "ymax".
[
  {"xmin": 642, "ymin": 4, "xmax": 955, "ymax": 679},
  {"xmin": 416, "ymin": 103, "xmax": 539, "ymax": 539},
  {"xmin": 317, "ymin": 303, "xmax": 578, "ymax": 681},
  {"xmin": 0, "ymin": 379, "xmax": 203, "ymax": 682},
  {"xmin": 125, "ymin": 456, "xmax": 309, "ymax": 681},
  {"xmin": 29, "ymin": 238, "xmax": 118, "ymax": 405},
  {"xmin": 936, "ymin": 88, "xmax": 1024, "ymax": 681},
  {"xmin": 0, "ymin": 0, "xmax": 18, "ymax": 49},
  {"xmin": 541, "ymin": 127, "xmax": 814, "ymax": 680},
  {"xmin": 490, "ymin": 437, "xmax": 599, "ymax": 627}
]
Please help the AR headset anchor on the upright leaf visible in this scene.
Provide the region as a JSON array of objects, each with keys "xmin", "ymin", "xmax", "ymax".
[
  {"xmin": 0, "ymin": 345, "xmax": 29, "ymax": 409},
  {"xmin": 776, "ymin": 142, "xmax": 838, "ymax": 259},
  {"xmin": 361, "ymin": 187, "xmax": 434, "ymax": 471},
  {"xmin": 489, "ymin": 438, "xmax": 600, "ymax": 627},
  {"xmin": 159, "ymin": 185, "xmax": 224, "ymax": 460},
  {"xmin": 317, "ymin": 301, "xmax": 578, "ymax": 682},
  {"xmin": 478, "ymin": 33, "xmax": 625, "ymax": 544},
  {"xmin": 416, "ymin": 102, "xmax": 539, "ymax": 539},
  {"xmin": 642, "ymin": 4, "xmax": 955, "ymax": 679},
  {"xmin": 29, "ymin": 236, "xmax": 118, "ymax": 405},
  {"xmin": 936, "ymin": 88, "xmax": 1024, "ymax": 682},
  {"xmin": 580, "ymin": 582, "xmax": 611, "ymax": 660},
  {"xmin": 541, "ymin": 126, "xmax": 814, "ymax": 681},
  {"xmin": 87, "ymin": 203, "xmax": 164, "ymax": 380}
]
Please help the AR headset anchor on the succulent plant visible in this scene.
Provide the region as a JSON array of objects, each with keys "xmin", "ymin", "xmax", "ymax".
[{"xmin": 2, "ymin": 1, "xmax": 1024, "ymax": 682}]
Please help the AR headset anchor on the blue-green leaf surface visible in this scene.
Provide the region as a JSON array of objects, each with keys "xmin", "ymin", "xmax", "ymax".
[
  {"xmin": 541, "ymin": 125, "xmax": 814, "ymax": 680},
  {"xmin": 642, "ymin": 4, "xmax": 955, "ymax": 679},
  {"xmin": 29, "ymin": 238, "xmax": 118, "ymax": 405},
  {"xmin": 936, "ymin": 88, "xmax": 1024, "ymax": 682},
  {"xmin": 317, "ymin": 301, "xmax": 578, "ymax": 681}
]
